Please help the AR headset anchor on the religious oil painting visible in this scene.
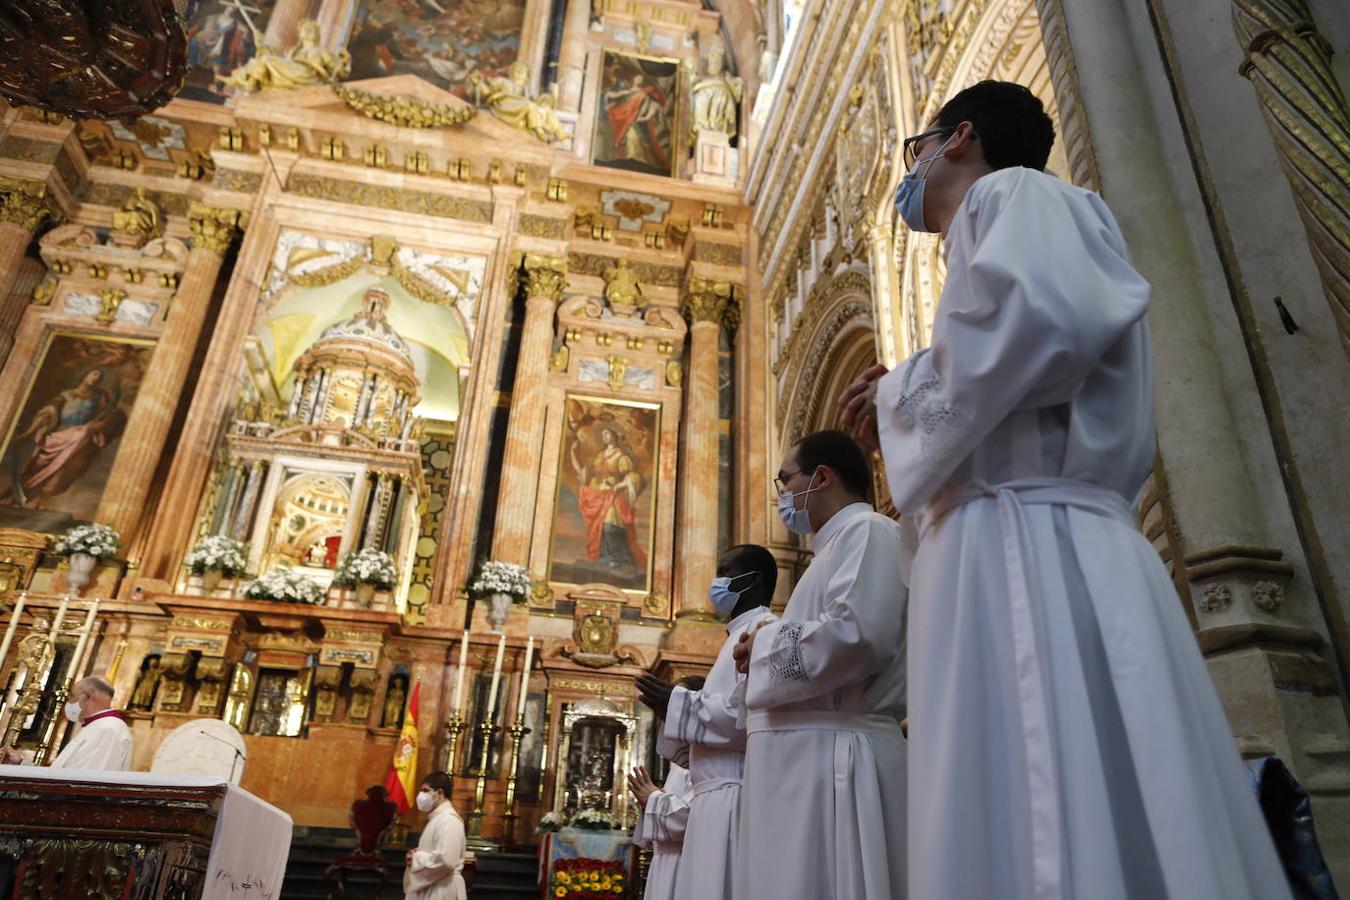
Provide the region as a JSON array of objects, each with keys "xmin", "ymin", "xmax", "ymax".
[
  {"xmin": 549, "ymin": 396, "xmax": 660, "ymax": 593},
  {"xmin": 347, "ymin": 0, "xmax": 528, "ymax": 98},
  {"xmin": 592, "ymin": 51, "xmax": 679, "ymax": 177},
  {"xmin": 0, "ymin": 334, "xmax": 154, "ymax": 530},
  {"xmin": 180, "ymin": 0, "xmax": 278, "ymax": 103}
]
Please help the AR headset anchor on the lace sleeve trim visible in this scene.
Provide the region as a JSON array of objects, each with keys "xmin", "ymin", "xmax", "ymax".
[
  {"xmin": 768, "ymin": 621, "xmax": 809, "ymax": 683},
  {"xmin": 896, "ymin": 353, "xmax": 973, "ymax": 461}
]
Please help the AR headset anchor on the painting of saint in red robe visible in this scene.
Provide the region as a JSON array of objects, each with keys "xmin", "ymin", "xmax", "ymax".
[
  {"xmin": 593, "ymin": 52, "xmax": 679, "ymax": 177},
  {"xmin": 549, "ymin": 398, "xmax": 659, "ymax": 592},
  {"xmin": 0, "ymin": 336, "xmax": 150, "ymax": 525}
]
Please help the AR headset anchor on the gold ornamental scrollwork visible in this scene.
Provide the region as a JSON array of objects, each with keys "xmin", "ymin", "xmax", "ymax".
[
  {"xmin": 1232, "ymin": 0, "xmax": 1350, "ymax": 353},
  {"xmin": 187, "ymin": 202, "xmax": 243, "ymax": 256},
  {"xmin": 334, "ymin": 84, "xmax": 476, "ymax": 129},
  {"xmin": 523, "ymin": 253, "xmax": 568, "ymax": 302},
  {"xmin": 0, "ymin": 177, "xmax": 56, "ymax": 233}
]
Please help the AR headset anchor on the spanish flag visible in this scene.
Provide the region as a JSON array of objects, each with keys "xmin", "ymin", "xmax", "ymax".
[{"xmin": 383, "ymin": 679, "xmax": 420, "ymax": 813}]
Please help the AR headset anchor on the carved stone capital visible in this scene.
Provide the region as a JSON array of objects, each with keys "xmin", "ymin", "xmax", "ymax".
[
  {"xmin": 682, "ymin": 277, "xmax": 738, "ymax": 329},
  {"xmin": 522, "ymin": 252, "xmax": 568, "ymax": 302},
  {"xmin": 187, "ymin": 202, "xmax": 242, "ymax": 255}
]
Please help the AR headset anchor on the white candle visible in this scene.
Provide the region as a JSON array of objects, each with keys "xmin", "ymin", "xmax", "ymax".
[
  {"xmin": 45, "ymin": 596, "xmax": 70, "ymax": 648},
  {"xmin": 452, "ymin": 629, "xmax": 470, "ymax": 714},
  {"xmin": 516, "ymin": 635, "xmax": 533, "ymax": 721},
  {"xmin": 483, "ymin": 631, "xmax": 506, "ymax": 723},
  {"xmin": 68, "ymin": 600, "xmax": 100, "ymax": 685},
  {"xmin": 0, "ymin": 592, "xmax": 27, "ymax": 673}
]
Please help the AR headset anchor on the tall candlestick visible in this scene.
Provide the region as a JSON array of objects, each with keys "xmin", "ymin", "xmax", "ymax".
[
  {"xmin": 106, "ymin": 639, "xmax": 128, "ymax": 681},
  {"xmin": 484, "ymin": 631, "xmax": 506, "ymax": 723},
  {"xmin": 45, "ymin": 596, "xmax": 70, "ymax": 648},
  {"xmin": 0, "ymin": 592, "xmax": 26, "ymax": 671},
  {"xmin": 452, "ymin": 629, "xmax": 470, "ymax": 713},
  {"xmin": 516, "ymin": 635, "xmax": 533, "ymax": 717},
  {"xmin": 68, "ymin": 600, "xmax": 100, "ymax": 684}
]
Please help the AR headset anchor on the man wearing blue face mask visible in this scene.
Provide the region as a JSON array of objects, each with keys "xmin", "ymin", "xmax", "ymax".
[
  {"xmin": 732, "ymin": 429, "xmax": 908, "ymax": 900},
  {"xmin": 635, "ymin": 544, "xmax": 776, "ymax": 900}
]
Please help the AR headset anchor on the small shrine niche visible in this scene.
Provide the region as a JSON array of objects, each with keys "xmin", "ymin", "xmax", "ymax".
[
  {"xmin": 551, "ymin": 697, "xmax": 638, "ymax": 823},
  {"xmin": 196, "ymin": 288, "xmax": 427, "ymax": 610},
  {"xmin": 380, "ymin": 671, "xmax": 409, "ymax": 729}
]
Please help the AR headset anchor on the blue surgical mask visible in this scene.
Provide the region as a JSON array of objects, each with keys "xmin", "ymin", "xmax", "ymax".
[
  {"xmin": 894, "ymin": 131, "xmax": 956, "ymax": 233},
  {"xmin": 776, "ymin": 470, "xmax": 821, "ymax": 535},
  {"xmin": 709, "ymin": 571, "xmax": 758, "ymax": 618}
]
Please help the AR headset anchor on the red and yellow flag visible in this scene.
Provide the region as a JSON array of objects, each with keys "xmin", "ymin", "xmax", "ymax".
[{"xmin": 383, "ymin": 679, "xmax": 420, "ymax": 813}]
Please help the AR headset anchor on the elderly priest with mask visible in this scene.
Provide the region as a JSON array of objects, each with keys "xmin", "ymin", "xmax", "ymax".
[{"xmin": 1, "ymin": 676, "xmax": 132, "ymax": 770}]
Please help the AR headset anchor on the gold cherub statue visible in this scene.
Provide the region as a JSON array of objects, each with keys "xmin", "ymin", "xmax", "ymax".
[
  {"xmin": 219, "ymin": 20, "xmax": 351, "ymax": 93},
  {"xmin": 602, "ymin": 259, "xmax": 642, "ymax": 314},
  {"xmin": 688, "ymin": 43, "xmax": 743, "ymax": 144},
  {"xmin": 110, "ymin": 187, "xmax": 162, "ymax": 246},
  {"xmin": 469, "ymin": 61, "xmax": 569, "ymax": 144}
]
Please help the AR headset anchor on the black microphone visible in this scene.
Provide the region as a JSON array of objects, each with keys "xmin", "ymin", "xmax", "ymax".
[{"xmin": 198, "ymin": 729, "xmax": 247, "ymax": 782}]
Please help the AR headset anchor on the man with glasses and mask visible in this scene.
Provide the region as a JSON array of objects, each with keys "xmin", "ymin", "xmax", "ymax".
[
  {"xmin": 840, "ymin": 80, "xmax": 1289, "ymax": 899},
  {"xmin": 635, "ymin": 545, "xmax": 776, "ymax": 900},
  {"xmin": 732, "ymin": 429, "xmax": 907, "ymax": 900},
  {"xmin": 1, "ymin": 675, "xmax": 131, "ymax": 770}
]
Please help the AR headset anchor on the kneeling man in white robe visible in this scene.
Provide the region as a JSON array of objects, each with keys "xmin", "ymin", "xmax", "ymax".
[
  {"xmin": 404, "ymin": 771, "xmax": 466, "ymax": 900},
  {"xmin": 2, "ymin": 676, "xmax": 132, "ymax": 770},
  {"xmin": 629, "ymin": 754, "xmax": 695, "ymax": 900},
  {"xmin": 734, "ymin": 429, "xmax": 908, "ymax": 900},
  {"xmin": 841, "ymin": 80, "xmax": 1290, "ymax": 900},
  {"xmin": 636, "ymin": 546, "xmax": 777, "ymax": 900}
]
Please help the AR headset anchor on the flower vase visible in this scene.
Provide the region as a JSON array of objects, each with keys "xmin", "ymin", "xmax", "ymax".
[
  {"xmin": 202, "ymin": 569, "xmax": 224, "ymax": 592},
  {"xmin": 355, "ymin": 582, "xmax": 376, "ymax": 609},
  {"xmin": 66, "ymin": 552, "xmax": 98, "ymax": 594},
  {"xmin": 488, "ymin": 592, "xmax": 513, "ymax": 632}
]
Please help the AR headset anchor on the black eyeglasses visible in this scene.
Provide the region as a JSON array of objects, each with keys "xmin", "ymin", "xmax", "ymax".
[
  {"xmin": 903, "ymin": 127, "xmax": 955, "ymax": 169},
  {"xmin": 774, "ymin": 466, "xmax": 817, "ymax": 495}
]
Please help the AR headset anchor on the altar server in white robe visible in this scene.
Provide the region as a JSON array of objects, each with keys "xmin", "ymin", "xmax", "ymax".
[
  {"xmin": 629, "ymin": 756, "xmax": 694, "ymax": 900},
  {"xmin": 733, "ymin": 429, "xmax": 908, "ymax": 900},
  {"xmin": 1, "ymin": 676, "xmax": 132, "ymax": 770},
  {"xmin": 841, "ymin": 80, "xmax": 1290, "ymax": 900},
  {"xmin": 404, "ymin": 772, "xmax": 466, "ymax": 900},
  {"xmin": 636, "ymin": 546, "xmax": 777, "ymax": 900}
]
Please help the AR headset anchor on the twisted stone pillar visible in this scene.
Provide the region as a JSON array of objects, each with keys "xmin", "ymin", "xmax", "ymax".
[
  {"xmin": 1232, "ymin": 0, "xmax": 1350, "ymax": 354},
  {"xmin": 96, "ymin": 203, "xmax": 240, "ymax": 543},
  {"xmin": 491, "ymin": 254, "xmax": 567, "ymax": 563}
]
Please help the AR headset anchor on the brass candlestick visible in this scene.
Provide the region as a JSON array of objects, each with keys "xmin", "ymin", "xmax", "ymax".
[
  {"xmin": 466, "ymin": 720, "xmax": 498, "ymax": 840},
  {"xmin": 33, "ymin": 676, "xmax": 73, "ymax": 765},
  {"xmin": 444, "ymin": 711, "xmax": 465, "ymax": 777},
  {"xmin": 500, "ymin": 716, "xmax": 530, "ymax": 846}
]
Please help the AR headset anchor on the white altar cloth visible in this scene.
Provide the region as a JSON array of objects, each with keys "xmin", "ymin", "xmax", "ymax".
[{"xmin": 0, "ymin": 765, "xmax": 293, "ymax": 899}]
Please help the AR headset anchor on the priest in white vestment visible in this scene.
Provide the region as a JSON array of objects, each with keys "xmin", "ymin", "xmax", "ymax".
[
  {"xmin": 1, "ymin": 675, "xmax": 132, "ymax": 770},
  {"xmin": 636, "ymin": 546, "xmax": 778, "ymax": 900},
  {"xmin": 733, "ymin": 430, "xmax": 908, "ymax": 900},
  {"xmin": 841, "ymin": 80, "xmax": 1291, "ymax": 900},
  {"xmin": 404, "ymin": 772, "xmax": 466, "ymax": 900},
  {"xmin": 629, "ymin": 760, "xmax": 693, "ymax": 900}
]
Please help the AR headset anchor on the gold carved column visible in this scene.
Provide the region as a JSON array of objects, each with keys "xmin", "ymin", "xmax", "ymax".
[
  {"xmin": 1232, "ymin": 0, "xmax": 1350, "ymax": 354},
  {"xmin": 97, "ymin": 204, "xmax": 241, "ymax": 543},
  {"xmin": 673, "ymin": 278, "xmax": 738, "ymax": 622},
  {"xmin": 491, "ymin": 253, "xmax": 567, "ymax": 563},
  {"xmin": 0, "ymin": 188, "xmax": 53, "ymax": 363}
]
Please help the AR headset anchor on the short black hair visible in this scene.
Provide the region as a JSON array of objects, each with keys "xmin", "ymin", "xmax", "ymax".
[
  {"xmin": 793, "ymin": 430, "xmax": 872, "ymax": 501},
  {"xmin": 722, "ymin": 543, "xmax": 778, "ymax": 601},
  {"xmin": 678, "ymin": 675, "xmax": 706, "ymax": 692},
  {"xmin": 935, "ymin": 80, "xmax": 1054, "ymax": 171},
  {"xmin": 421, "ymin": 771, "xmax": 453, "ymax": 797}
]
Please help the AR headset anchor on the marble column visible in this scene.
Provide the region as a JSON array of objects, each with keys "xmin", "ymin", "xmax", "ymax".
[
  {"xmin": 491, "ymin": 253, "xmax": 567, "ymax": 564},
  {"xmin": 0, "ymin": 190, "xmax": 51, "ymax": 365},
  {"xmin": 96, "ymin": 204, "xmax": 240, "ymax": 543},
  {"xmin": 554, "ymin": 0, "xmax": 593, "ymax": 112},
  {"xmin": 672, "ymin": 278, "xmax": 738, "ymax": 629},
  {"xmin": 262, "ymin": 0, "xmax": 315, "ymax": 53}
]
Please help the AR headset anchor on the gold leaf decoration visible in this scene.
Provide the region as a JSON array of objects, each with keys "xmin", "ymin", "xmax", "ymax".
[{"xmin": 334, "ymin": 84, "xmax": 475, "ymax": 129}]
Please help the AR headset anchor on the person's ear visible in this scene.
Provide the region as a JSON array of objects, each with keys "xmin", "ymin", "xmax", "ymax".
[
  {"xmin": 946, "ymin": 121, "xmax": 978, "ymax": 161},
  {"xmin": 813, "ymin": 464, "xmax": 835, "ymax": 492}
]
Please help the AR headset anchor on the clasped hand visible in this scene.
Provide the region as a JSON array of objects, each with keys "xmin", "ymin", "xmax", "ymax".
[{"xmin": 837, "ymin": 363, "xmax": 889, "ymax": 453}]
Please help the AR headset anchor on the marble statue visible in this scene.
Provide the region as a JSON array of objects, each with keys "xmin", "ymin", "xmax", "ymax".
[
  {"xmin": 469, "ymin": 61, "xmax": 569, "ymax": 143},
  {"xmin": 110, "ymin": 188, "xmax": 162, "ymax": 242},
  {"xmin": 689, "ymin": 43, "xmax": 743, "ymax": 144},
  {"xmin": 219, "ymin": 20, "xmax": 351, "ymax": 93}
]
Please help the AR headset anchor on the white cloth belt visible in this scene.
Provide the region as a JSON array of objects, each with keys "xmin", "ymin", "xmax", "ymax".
[
  {"xmin": 689, "ymin": 776, "xmax": 741, "ymax": 798},
  {"xmin": 745, "ymin": 709, "xmax": 902, "ymax": 737},
  {"xmin": 917, "ymin": 476, "xmax": 1135, "ymax": 900}
]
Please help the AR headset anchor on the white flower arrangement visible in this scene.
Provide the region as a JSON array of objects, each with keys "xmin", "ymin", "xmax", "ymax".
[
  {"xmin": 53, "ymin": 523, "xmax": 120, "ymax": 560},
  {"xmin": 570, "ymin": 808, "xmax": 623, "ymax": 831},
  {"xmin": 537, "ymin": 811, "xmax": 563, "ymax": 833},
  {"xmin": 242, "ymin": 567, "xmax": 326, "ymax": 605},
  {"xmin": 333, "ymin": 547, "xmax": 397, "ymax": 588},
  {"xmin": 184, "ymin": 535, "xmax": 248, "ymax": 577},
  {"xmin": 469, "ymin": 560, "xmax": 532, "ymax": 601}
]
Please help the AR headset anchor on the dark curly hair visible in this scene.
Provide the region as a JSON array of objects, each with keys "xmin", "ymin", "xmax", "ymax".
[{"xmin": 935, "ymin": 80, "xmax": 1055, "ymax": 171}]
